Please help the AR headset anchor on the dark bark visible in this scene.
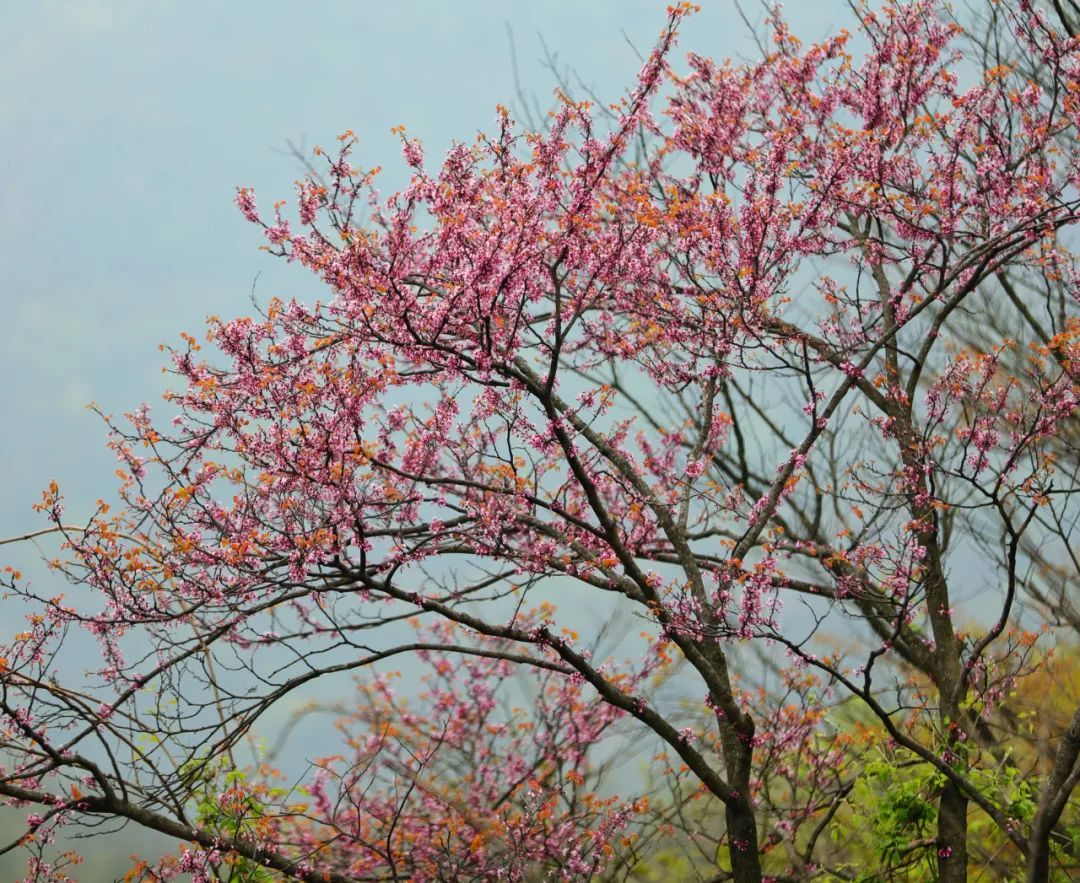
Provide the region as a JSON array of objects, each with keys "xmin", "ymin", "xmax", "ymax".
[
  {"xmin": 716, "ymin": 710, "xmax": 762, "ymax": 883},
  {"xmin": 725, "ymin": 794, "xmax": 763, "ymax": 883},
  {"xmin": 937, "ymin": 779, "xmax": 970, "ymax": 883},
  {"xmin": 1026, "ymin": 705, "xmax": 1080, "ymax": 882}
]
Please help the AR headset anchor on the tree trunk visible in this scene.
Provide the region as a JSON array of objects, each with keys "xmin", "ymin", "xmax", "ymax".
[
  {"xmin": 725, "ymin": 794, "xmax": 763, "ymax": 883},
  {"xmin": 1026, "ymin": 838, "xmax": 1051, "ymax": 883},
  {"xmin": 1026, "ymin": 704, "xmax": 1080, "ymax": 882},
  {"xmin": 937, "ymin": 779, "xmax": 969, "ymax": 883}
]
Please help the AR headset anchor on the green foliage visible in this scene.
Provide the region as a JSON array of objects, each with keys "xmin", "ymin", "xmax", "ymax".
[
  {"xmin": 629, "ymin": 847, "xmax": 700, "ymax": 882},
  {"xmin": 846, "ymin": 750, "xmax": 939, "ymax": 878},
  {"xmin": 185, "ymin": 760, "xmax": 279, "ymax": 883}
]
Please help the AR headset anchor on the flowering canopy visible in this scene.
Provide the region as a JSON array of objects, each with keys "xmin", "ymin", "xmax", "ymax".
[{"xmin": 3, "ymin": 2, "xmax": 1080, "ymax": 881}]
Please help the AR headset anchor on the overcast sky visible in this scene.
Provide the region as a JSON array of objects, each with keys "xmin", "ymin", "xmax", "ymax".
[
  {"xmin": 0, "ymin": 1, "xmax": 844, "ymax": 544},
  {"xmin": 0, "ymin": 0, "xmax": 848, "ymax": 873}
]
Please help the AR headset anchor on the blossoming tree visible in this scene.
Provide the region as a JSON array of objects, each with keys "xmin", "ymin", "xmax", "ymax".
[{"xmin": 3, "ymin": 1, "xmax": 1080, "ymax": 880}]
